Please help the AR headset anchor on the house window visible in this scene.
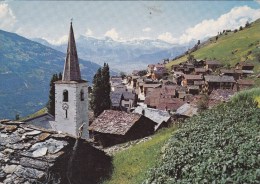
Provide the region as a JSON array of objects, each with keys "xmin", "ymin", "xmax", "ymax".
[
  {"xmin": 80, "ymin": 90, "xmax": 84, "ymax": 101},
  {"xmin": 63, "ymin": 90, "xmax": 68, "ymax": 102},
  {"xmin": 125, "ymin": 104, "xmax": 129, "ymax": 107}
]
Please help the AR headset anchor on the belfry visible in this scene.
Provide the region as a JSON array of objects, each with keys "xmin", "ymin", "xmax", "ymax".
[{"xmin": 50, "ymin": 22, "xmax": 89, "ymax": 139}]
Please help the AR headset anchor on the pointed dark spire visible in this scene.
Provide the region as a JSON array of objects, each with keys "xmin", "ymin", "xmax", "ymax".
[{"xmin": 62, "ymin": 21, "xmax": 81, "ymax": 81}]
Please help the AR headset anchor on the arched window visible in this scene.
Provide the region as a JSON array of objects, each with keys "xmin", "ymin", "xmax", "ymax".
[
  {"xmin": 63, "ymin": 90, "xmax": 68, "ymax": 102},
  {"xmin": 80, "ymin": 89, "xmax": 84, "ymax": 101}
]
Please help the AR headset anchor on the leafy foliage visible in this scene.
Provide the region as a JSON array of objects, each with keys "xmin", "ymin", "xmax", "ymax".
[
  {"xmin": 145, "ymin": 88, "xmax": 260, "ymax": 183},
  {"xmin": 90, "ymin": 63, "xmax": 111, "ymax": 117}
]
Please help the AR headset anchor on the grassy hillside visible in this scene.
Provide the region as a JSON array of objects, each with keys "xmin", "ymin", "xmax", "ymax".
[
  {"xmin": 103, "ymin": 126, "xmax": 177, "ymax": 184},
  {"xmin": 167, "ymin": 19, "xmax": 260, "ymax": 72},
  {"xmin": 145, "ymin": 88, "xmax": 260, "ymax": 183}
]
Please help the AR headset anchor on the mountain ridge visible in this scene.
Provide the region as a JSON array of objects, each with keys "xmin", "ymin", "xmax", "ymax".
[
  {"xmin": 0, "ymin": 29, "xmax": 101, "ymax": 119},
  {"xmin": 33, "ymin": 35, "xmax": 188, "ymax": 72}
]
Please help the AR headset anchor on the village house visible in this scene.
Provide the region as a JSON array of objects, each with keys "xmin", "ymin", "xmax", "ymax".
[
  {"xmin": 134, "ymin": 106, "xmax": 171, "ymax": 131},
  {"xmin": 236, "ymin": 79, "xmax": 255, "ymax": 91},
  {"xmin": 220, "ymin": 69, "xmax": 241, "ymax": 80},
  {"xmin": 182, "ymin": 74, "xmax": 203, "ymax": 86},
  {"xmin": 204, "ymin": 75, "xmax": 236, "ymax": 91},
  {"xmin": 89, "ymin": 110, "xmax": 156, "ymax": 147},
  {"xmin": 144, "ymin": 86, "xmax": 186, "ymax": 111},
  {"xmin": 111, "ymin": 83, "xmax": 126, "ymax": 92},
  {"xmin": 235, "ymin": 62, "xmax": 254, "ymax": 70},
  {"xmin": 194, "ymin": 68, "xmax": 211, "ymax": 75},
  {"xmin": 205, "ymin": 60, "xmax": 223, "ymax": 71},
  {"xmin": 175, "ymin": 102, "xmax": 198, "ymax": 119},
  {"xmin": 110, "ymin": 92, "xmax": 123, "ymax": 110},
  {"xmin": 153, "ymin": 63, "xmax": 168, "ymax": 78},
  {"xmin": 143, "ymin": 82, "xmax": 162, "ymax": 97},
  {"xmin": 121, "ymin": 91, "xmax": 137, "ymax": 111},
  {"xmin": 0, "ymin": 120, "xmax": 111, "ymax": 184},
  {"xmin": 147, "ymin": 64, "xmax": 155, "ymax": 74}
]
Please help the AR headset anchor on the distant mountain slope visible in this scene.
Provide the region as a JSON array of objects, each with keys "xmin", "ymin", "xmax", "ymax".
[
  {"xmin": 166, "ymin": 19, "xmax": 260, "ymax": 71},
  {"xmin": 34, "ymin": 36, "xmax": 188, "ymax": 72},
  {"xmin": 0, "ymin": 30, "xmax": 101, "ymax": 119}
]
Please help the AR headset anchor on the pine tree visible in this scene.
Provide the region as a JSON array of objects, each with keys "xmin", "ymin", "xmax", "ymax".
[
  {"xmin": 47, "ymin": 73, "xmax": 59, "ymax": 116},
  {"xmin": 101, "ymin": 63, "xmax": 111, "ymax": 110},
  {"xmin": 90, "ymin": 63, "xmax": 111, "ymax": 117}
]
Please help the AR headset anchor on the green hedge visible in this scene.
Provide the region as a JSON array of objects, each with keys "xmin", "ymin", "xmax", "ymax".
[{"xmin": 145, "ymin": 89, "xmax": 260, "ymax": 184}]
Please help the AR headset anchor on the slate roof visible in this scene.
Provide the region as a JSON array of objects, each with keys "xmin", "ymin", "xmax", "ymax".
[
  {"xmin": 237, "ymin": 79, "xmax": 255, "ymax": 85},
  {"xmin": 23, "ymin": 113, "xmax": 54, "ymax": 130},
  {"xmin": 194, "ymin": 68, "xmax": 207, "ymax": 73},
  {"xmin": 204, "ymin": 75, "xmax": 235, "ymax": 83},
  {"xmin": 110, "ymin": 92, "xmax": 123, "ymax": 107},
  {"xmin": 62, "ymin": 22, "xmax": 81, "ymax": 82},
  {"xmin": 134, "ymin": 106, "xmax": 170, "ymax": 131},
  {"xmin": 143, "ymin": 83, "xmax": 161, "ymax": 88},
  {"xmin": 0, "ymin": 120, "xmax": 109, "ymax": 183},
  {"xmin": 157, "ymin": 98, "xmax": 186, "ymax": 111},
  {"xmin": 89, "ymin": 110, "xmax": 142, "ymax": 135},
  {"xmin": 220, "ymin": 69, "xmax": 236, "ymax": 74},
  {"xmin": 206, "ymin": 60, "xmax": 222, "ymax": 65},
  {"xmin": 175, "ymin": 103, "xmax": 198, "ymax": 117},
  {"xmin": 122, "ymin": 92, "xmax": 135, "ymax": 100},
  {"xmin": 184, "ymin": 74, "xmax": 203, "ymax": 80},
  {"xmin": 203, "ymin": 89, "xmax": 235, "ymax": 108},
  {"xmin": 194, "ymin": 81, "xmax": 205, "ymax": 86},
  {"xmin": 209, "ymin": 89, "xmax": 235, "ymax": 101}
]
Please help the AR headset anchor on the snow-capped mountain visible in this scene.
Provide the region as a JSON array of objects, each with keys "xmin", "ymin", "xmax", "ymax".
[{"xmin": 33, "ymin": 36, "xmax": 188, "ymax": 72}]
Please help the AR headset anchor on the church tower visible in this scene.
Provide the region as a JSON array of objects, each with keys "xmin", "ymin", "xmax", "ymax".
[{"xmin": 50, "ymin": 22, "xmax": 89, "ymax": 139}]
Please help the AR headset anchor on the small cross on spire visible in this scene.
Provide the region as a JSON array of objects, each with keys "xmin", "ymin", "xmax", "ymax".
[{"xmin": 71, "ymin": 18, "xmax": 73, "ymax": 24}]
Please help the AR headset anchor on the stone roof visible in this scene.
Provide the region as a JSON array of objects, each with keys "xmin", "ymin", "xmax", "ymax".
[
  {"xmin": 0, "ymin": 120, "xmax": 111, "ymax": 183},
  {"xmin": 122, "ymin": 92, "xmax": 135, "ymax": 100},
  {"xmin": 204, "ymin": 75, "xmax": 235, "ymax": 83},
  {"xmin": 23, "ymin": 113, "xmax": 54, "ymax": 130},
  {"xmin": 110, "ymin": 92, "xmax": 122, "ymax": 107},
  {"xmin": 184, "ymin": 74, "xmax": 203, "ymax": 80},
  {"xmin": 195, "ymin": 89, "xmax": 235, "ymax": 108},
  {"xmin": 143, "ymin": 83, "xmax": 161, "ymax": 88},
  {"xmin": 220, "ymin": 69, "xmax": 236, "ymax": 74},
  {"xmin": 194, "ymin": 68, "xmax": 207, "ymax": 72},
  {"xmin": 206, "ymin": 60, "xmax": 222, "ymax": 65},
  {"xmin": 62, "ymin": 22, "xmax": 81, "ymax": 82},
  {"xmin": 194, "ymin": 81, "xmax": 205, "ymax": 86},
  {"xmin": 89, "ymin": 110, "xmax": 142, "ymax": 135},
  {"xmin": 134, "ymin": 106, "xmax": 170, "ymax": 131},
  {"xmin": 237, "ymin": 79, "xmax": 255, "ymax": 85},
  {"xmin": 175, "ymin": 103, "xmax": 198, "ymax": 117}
]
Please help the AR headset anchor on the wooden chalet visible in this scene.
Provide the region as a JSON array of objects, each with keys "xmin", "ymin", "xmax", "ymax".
[
  {"xmin": 204, "ymin": 75, "xmax": 235, "ymax": 91},
  {"xmin": 182, "ymin": 74, "xmax": 203, "ymax": 86},
  {"xmin": 89, "ymin": 110, "xmax": 156, "ymax": 147},
  {"xmin": 205, "ymin": 60, "xmax": 223, "ymax": 71},
  {"xmin": 236, "ymin": 79, "xmax": 255, "ymax": 91}
]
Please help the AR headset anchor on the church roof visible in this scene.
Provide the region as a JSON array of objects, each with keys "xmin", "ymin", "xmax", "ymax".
[{"xmin": 62, "ymin": 22, "xmax": 82, "ymax": 82}]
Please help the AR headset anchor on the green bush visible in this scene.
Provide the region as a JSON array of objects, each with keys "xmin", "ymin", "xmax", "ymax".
[{"xmin": 145, "ymin": 88, "xmax": 260, "ymax": 184}]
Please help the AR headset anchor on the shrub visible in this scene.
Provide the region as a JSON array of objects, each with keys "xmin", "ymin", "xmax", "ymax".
[{"xmin": 145, "ymin": 88, "xmax": 260, "ymax": 184}]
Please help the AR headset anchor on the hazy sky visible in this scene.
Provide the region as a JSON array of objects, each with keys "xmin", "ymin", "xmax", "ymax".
[{"xmin": 1, "ymin": 1, "xmax": 260, "ymax": 45}]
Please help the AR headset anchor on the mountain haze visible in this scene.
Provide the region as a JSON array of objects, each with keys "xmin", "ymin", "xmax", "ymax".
[
  {"xmin": 0, "ymin": 30, "xmax": 101, "ymax": 119},
  {"xmin": 34, "ymin": 36, "xmax": 188, "ymax": 72}
]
